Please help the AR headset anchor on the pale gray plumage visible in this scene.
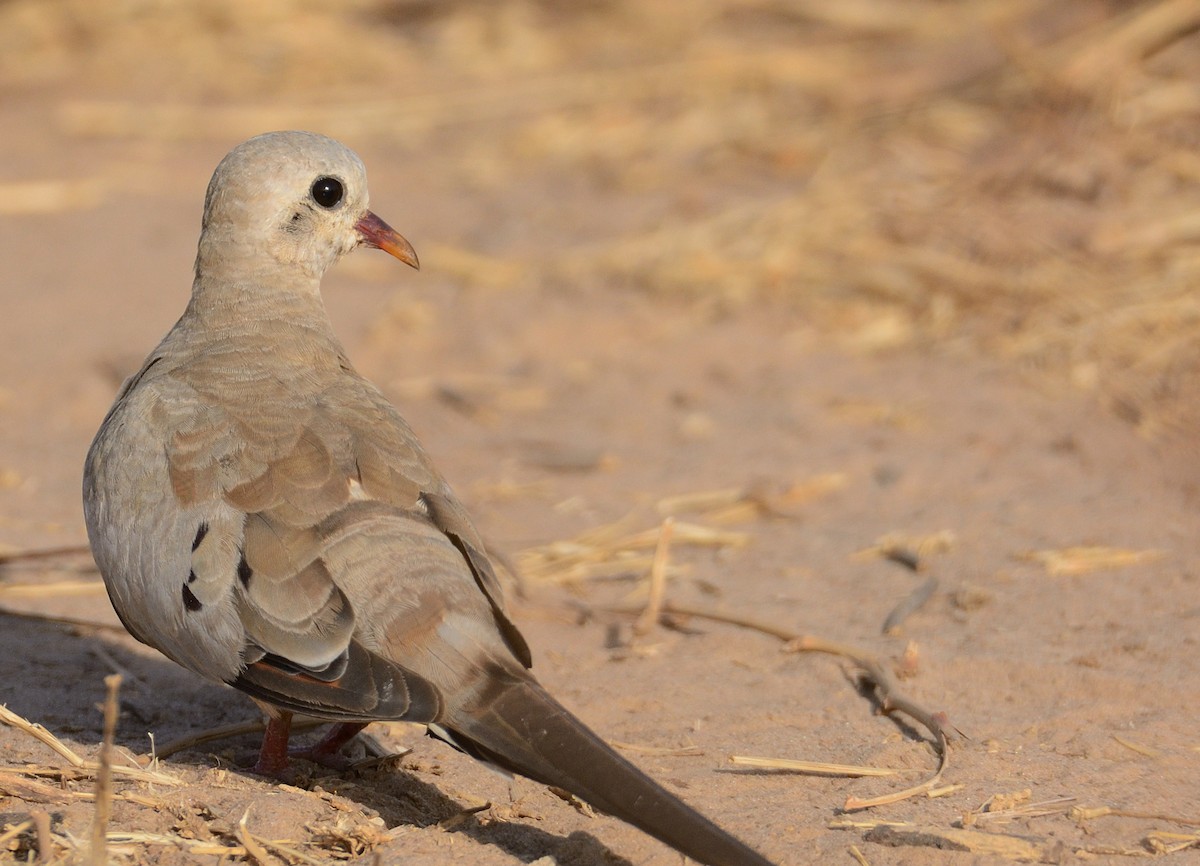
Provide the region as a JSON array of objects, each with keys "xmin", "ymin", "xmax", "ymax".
[{"xmin": 84, "ymin": 131, "xmax": 775, "ymax": 866}]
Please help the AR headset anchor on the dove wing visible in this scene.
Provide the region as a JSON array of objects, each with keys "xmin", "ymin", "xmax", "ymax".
[{"xmin": 87, "ymin": 350, "xmax": 528, "ymax": 724}]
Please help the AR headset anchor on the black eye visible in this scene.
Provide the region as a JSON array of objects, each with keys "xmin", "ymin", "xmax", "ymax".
[{"xmin": 311, "ymin": 176, "xmax": 343, "ymax": 209}]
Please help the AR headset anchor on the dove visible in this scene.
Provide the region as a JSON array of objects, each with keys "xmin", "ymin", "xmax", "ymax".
[{"xmin": 83, "ymin": 131, "xmax": 776, "ymax": 866}]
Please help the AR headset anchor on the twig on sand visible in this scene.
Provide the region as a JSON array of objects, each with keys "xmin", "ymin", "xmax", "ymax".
[
  {"xmin": 881, "ymin": 575, "xmax": 939, "ymax": 635},
  {"xmin": 1072, "ymin": 804, "xmax": 1200, "ymax": 829},
  {"xmin": 603, "ymin": 601, "xmax": 957, "ymax": 810},
  {"xmin": 155, "ymin": 717, "xmax": 324, "ymax": 759}
]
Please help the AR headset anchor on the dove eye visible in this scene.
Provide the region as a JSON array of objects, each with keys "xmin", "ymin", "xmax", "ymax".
[{"xmin": 311, "ymin": 176, "xmax": 344, "ymax": 209}]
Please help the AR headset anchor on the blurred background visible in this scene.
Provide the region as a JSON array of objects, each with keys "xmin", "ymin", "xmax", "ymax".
[
  {"xmin": 1, "ymin": 5, "xmax": 1199, "ymax": 862},
  {"xmin": 3, "ymin": 0, "xmax": 1200, "ymax": 555},
  {"xmin": 3, "ymin": 0, "xmax": 1199, "ymax": 439}
]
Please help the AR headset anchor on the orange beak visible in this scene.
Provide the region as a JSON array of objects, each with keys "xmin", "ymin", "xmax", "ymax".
[{"xmin": 355, "ymin": 211, "xmax": 419, "ymax": 270}]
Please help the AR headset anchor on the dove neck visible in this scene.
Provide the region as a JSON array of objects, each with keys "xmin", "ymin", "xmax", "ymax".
[{"xmin": 186, "ymin": 270, "xmax": 337, "ymax": 339}]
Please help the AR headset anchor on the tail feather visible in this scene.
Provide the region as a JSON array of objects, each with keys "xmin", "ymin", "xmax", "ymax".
[{"xmin": 444, "ymin": 678, "xmax": 776, "ymax": 866}]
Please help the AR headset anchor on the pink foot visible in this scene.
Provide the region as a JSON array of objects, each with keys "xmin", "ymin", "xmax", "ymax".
[
  {"xmin": 289, "ymin": 722, "xmax": 368, "ymax": 770},
  {"xmin": 252, "ymin": 713, "xmax": 294, "ymax": 776}
]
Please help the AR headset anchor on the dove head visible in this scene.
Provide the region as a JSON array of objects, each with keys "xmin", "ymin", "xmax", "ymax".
[{"xmin": 195, "ymin": 131, "xmax": 418, "ymax": 287}]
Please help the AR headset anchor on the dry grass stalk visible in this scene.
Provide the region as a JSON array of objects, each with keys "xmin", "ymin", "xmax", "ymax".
[
  {"xmin": 1023, "ymin": 546, "xmax": 1163, "ymax": 577},
  {"xmin": 0, "ymin": 767, "xmax": 167, "ymax": 809},
  {"xmin": 827, "ymin": 819, "xmax": 912, "ymax": 831},
  {"xmin": 855, "ymin": 531, "xmax": 956, "ymax": 564},
  {"xmin": 104, "ymin": 831, "xmax": 247, "ymax": 857},
  {"xmin": 657, "ymin": 476, "xmax": 847, "ymax": 523},
  {"xmin": 1071, "ymin": 805, "xmax": 1200, "ymax": 829},
  {"xmin": 981, "ymin": 789, "xmax": 1031, "ymax": 812},
  {"xmin": 31, "ymin": 810, "xmax": 51, "ymax": 864},
  {"xmin": 728, "ymin": 756, "xmax": 904, "ymax": 778},
  {"xmin": 236, "ymin": 808, "xmax": 274, "ymax": 865},
  {"xmin": 963, "ymin": 794, "xmax": 1077, "ymax": 827},
  {"xmin": 610, "ymin": 740, "xmax": 704, "ymax": 758},
  {"xmin": 0, "ymin": 703, "xmax": 181, "ymax": 787},
  {"xmin": 926, "ymin": 783, "xmax": 965, "ymax": 799},
  {"xmin": 1146, "ymin": 831, "xmax": 1200, "ymax": 855},
  {"xmin": 1111, "ymin": 734, "xmax": 1161, "ymax": 758},
  {"xmin": 260, "ymin": 839, "xmax": 329, "ymax": 865},
  {"xmin": 0, "ymin": 703, "xmax": 90, "ymax": 766},
  {"xmin": 619, "ymin": 522, "xmax": 749, "ymax": 551},
  {"xmin": 88, "ymin": 673, "xmax": 121, "ymax": 866},
  {"xmin": 518, "ymin": 517, "xmax": 748, "ymax": 585},
  {"xmin": 0, "ymin": 770, "xmax": 72, "ymax": 804},
  {"xmin": 633, "ymin": 518, "xmax": 674, "ymax": 637},
  {"xmin": 526, "ymin": 554, "xmax": 662, "ymax": 586},
  {"xmin": 847, "ymin": 844, "xmax": 871, "ymax": 866},
  {"xmin": 775, "ymin": 474, "xmax": 850, "ymax": 507}
]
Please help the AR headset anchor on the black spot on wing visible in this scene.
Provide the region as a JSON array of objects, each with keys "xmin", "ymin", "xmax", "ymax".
[
  {"xmin": 187, "ymin": 569, "xmax": 197, "ymax": 584},
  {"xmin": 192, "ymin": 523, "xmax": 209, "ymax": 551},
  {"xmin": 237, "ymin": 553, "xmax": 253, "ymax": 588},
  {"xmin": 182, "ymin": 584, "xmax": 203, "ymax": 611}
]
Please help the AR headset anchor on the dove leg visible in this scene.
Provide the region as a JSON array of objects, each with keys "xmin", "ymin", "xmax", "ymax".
[
  {"xmin": 290, "ymin": 722, "xmax": 368, "ymax": 770},
  {"xmin": 253, "ymin": 711, "xmax": 294, "ymax": 776}
]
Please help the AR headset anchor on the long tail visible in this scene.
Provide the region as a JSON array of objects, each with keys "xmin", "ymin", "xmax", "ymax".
[{"xmin": 439, "ymin": 677, "xmax": 777, "ymax": 866}]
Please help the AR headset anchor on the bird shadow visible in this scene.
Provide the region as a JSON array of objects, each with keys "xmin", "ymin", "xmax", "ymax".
[
  {"xmin": 0, "ymin": 611, "xmax": 630, "ymax": 865},
  {"xmin": 294, "ymin": 760, "xmax": 631, "ymax": 866},
  {"xmin": 0, "ymin": 611, "xmax": 249, "ymax": 750}
]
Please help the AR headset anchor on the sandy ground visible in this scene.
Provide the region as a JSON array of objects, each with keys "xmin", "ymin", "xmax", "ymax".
[
  {"xmin": 2, "ymin": 133, "xmax": 1198, "ymax": 866},
  {"xmin": 3, "ymin": 5, "xmax": 1200, "ymax": 863}
]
